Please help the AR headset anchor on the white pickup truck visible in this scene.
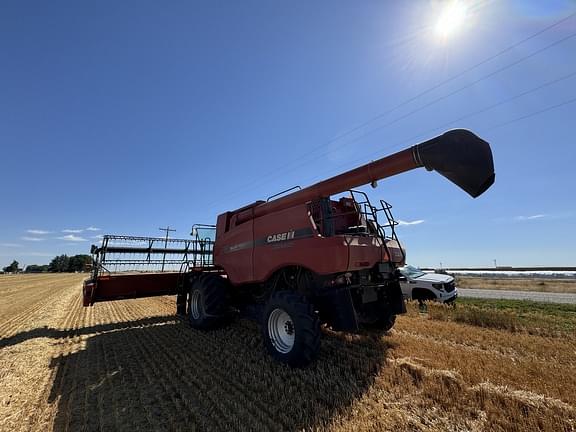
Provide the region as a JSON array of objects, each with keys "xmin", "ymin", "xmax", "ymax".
[{"xmin": 398, "ymin": 265, "xmax": 458, "ymax": 303}]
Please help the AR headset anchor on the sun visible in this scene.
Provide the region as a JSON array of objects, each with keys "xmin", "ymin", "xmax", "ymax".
[{"xmin": 435, "ymin": 1, "xmax": 468, "ymax": 40}]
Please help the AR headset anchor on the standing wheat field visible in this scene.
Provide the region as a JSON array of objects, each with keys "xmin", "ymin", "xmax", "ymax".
[{"xmin": 1, "ymin": 274, "xmax": 575, "ymax": 431}]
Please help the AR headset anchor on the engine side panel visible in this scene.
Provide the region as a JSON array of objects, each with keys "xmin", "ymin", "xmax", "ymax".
[
  {"xmin": 252, "ymin": 204, "xmax": 350, "ymax": 282},
  {"xmin": 215, "ymin": 202, "xmax": 398, "ymax": 285}
]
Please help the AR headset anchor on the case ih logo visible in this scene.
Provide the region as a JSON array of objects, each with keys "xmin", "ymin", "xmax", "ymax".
[{"xmin": 266, "ymin": 230, "xmax": 295, "ymax": 243}]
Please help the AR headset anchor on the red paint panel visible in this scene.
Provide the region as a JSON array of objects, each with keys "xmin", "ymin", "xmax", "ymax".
[
  {"xmin": 213, "ymin": 214, "xmax": 254, "ymax": 285},
  {"xmin": 215, "ymin": 202, "xmax": 392, "ymax": 284},
  {"xmin": 252, "ymin": 205, "xmax": 351, "ymax": 281},
  {"xmin": 91, "ymin": 272, "xmax": 180, "ymax": 303},
  {"xmin": 346, "ymin": 236, "xmax": 384, "ymax": 270}
]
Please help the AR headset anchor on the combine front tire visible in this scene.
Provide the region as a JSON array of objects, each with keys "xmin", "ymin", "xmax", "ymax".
[
  {"xmin": 262, "ymin": 291, "xmax": 321, "ymax": 368},
  {"xmin": 188, "ymin": 274, "xmax": 228, "ymax": 330}
]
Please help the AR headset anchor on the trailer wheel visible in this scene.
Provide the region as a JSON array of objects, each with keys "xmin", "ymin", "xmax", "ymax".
[
  {"xmin": 262, "ymin": 291, "xmax": 321, "ymax": 367},
  {"xmin": 188, "ymin": 274, "xmax": 228, "ymax": 330}
]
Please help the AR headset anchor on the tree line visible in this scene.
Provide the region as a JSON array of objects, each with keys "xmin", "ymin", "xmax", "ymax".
[{"xmin": 1, "ymin": 254, "xmax": 92, "ymax": 274}]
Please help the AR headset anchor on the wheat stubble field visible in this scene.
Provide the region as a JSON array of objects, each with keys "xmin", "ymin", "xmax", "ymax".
[{"xmin": 1, "ymin": 274, "xmax": 575, "ymax": 432}]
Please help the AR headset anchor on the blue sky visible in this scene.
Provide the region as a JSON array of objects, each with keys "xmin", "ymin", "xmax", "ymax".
[{"xmin": 1, "ymin": 0, "xmax": 575, "ymax": 269}]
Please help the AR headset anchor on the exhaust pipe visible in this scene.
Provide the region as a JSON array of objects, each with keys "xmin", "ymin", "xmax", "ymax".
[{"xmin": 413, "ymin": 129, "xmax": 495, "ymax": 198}]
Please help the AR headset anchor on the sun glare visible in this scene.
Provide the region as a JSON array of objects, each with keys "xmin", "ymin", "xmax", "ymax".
[{"xmin": 435, "ymin": 1, "xmax": 468, "ymax": 40}]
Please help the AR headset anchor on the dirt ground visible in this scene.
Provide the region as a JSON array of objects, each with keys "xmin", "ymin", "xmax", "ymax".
[{"xmin": 1, "ymin": 274, "xmax": 575, "ymax": 431}]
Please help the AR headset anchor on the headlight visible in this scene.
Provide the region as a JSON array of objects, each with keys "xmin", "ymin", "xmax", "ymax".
[{"xmin": 432, "ymin": 283, "xmax": 444, "ymax": 290}]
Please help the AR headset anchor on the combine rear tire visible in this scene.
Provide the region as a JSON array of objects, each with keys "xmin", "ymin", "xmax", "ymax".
[
  {"xmin": 360, "ymin": 312, "xmax": 396, "ymax": 332},
  {"xmin": 262, "ymin": 291, "xmax": 321, "ymax": 368},
  {"xmin": 356, "ymin": 300, "xmax": 397, "ymax": 332},
  {"xmin": 188, "ymin": 274, "xmax": 228, "ymax": 330}
]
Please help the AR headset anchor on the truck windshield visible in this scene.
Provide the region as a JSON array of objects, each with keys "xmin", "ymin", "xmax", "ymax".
[{"xmin": 400, "ymin": 265, "xmax": 426, "ymax": 278}]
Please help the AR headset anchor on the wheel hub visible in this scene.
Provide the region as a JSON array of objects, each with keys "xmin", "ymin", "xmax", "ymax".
[
  {"xmin": 268, "ymin": 308, "xmax": 295, "ymax": 354},
  {"xmin": 284, "ymin": 320, "xmax": 294, "ymax": 335}
]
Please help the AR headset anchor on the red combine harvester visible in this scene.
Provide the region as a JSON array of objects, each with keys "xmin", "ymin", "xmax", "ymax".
[{"xmin": 84, "ymin": 129, "xmax": 495, "ymax": 366}]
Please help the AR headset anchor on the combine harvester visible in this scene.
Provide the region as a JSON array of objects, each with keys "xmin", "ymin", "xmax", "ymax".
[{"xmin": 84, "ymin": 129, "xmax": 495, "ymax": 366}]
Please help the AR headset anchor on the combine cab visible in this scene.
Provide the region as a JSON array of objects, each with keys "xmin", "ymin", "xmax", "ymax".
[{"xmin": 83, "ymin": 129, "xmax": 495, "ymax": 367}]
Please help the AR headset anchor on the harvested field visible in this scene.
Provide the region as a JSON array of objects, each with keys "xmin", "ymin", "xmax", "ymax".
[
  {"xmin": 1, "ymin": 275, "xmax": 575, "ymax": 431},
  {"xmin": 456, "ymin": 275, "xmax": 576, "ymax": 293}
]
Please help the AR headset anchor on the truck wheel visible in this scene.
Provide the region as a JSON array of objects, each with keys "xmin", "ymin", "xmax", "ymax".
[
  {"xmin": 262, "ymin": 291, "xmax": 321, "ymax": 368},
  {"xmin": 188, "ymin": 274, "xmax": 228, "ymax": 330},
  {"xmin": 412, "ymin": 289, "xmax": 436, "ymax": 311},
  {"xmin": 412, "ymin": 289, "xmax": 436, "ymax": 303}
]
